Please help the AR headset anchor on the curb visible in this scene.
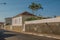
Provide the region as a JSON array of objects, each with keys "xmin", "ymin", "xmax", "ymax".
[{"xmin": 22, "ymin": 32, "xmax": 60, "ymax": 39}]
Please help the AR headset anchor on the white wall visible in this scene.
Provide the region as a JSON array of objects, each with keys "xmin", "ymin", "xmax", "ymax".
[
  {"xmin": 25, "ymin": 17, "xmax": 60, "ymax": 24},
  {"xmin": 12, "ymin": 16, "xmax": 22, "ymax": 26}
]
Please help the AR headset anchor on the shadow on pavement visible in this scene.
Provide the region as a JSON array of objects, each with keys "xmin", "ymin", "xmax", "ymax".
[
  {"xmin": 0, "ymin": 29, "xmax": 17, "ymax": 40},
  {"xmin": 0, "ymin": 38, "xmax": 5, "ymax": 40},
  {"xmin": 0, "ymin": 29, "xmax": 60, "ymax": 40},
  {"xmin": 3, "ymin": 34, "xmax": 17, "ymax": 38},
  {"xmin": 0, "ymin": 34, "xmax": 17, "ymax": 40}
]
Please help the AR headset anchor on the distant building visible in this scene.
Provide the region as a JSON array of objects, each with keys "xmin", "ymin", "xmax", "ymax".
[
  {"xmin": 5, "ymin": 17, "xmax": 12, "ymax": 25},
  {"xmin": 0, "ymin": 22, "xmax": 4, "ymax": 29}
]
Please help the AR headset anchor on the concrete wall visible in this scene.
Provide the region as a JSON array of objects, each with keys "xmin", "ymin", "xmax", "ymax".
[
  {"xmin": 4, "ymin": 25, "xmax": 23, "ymax": 32},
  {"xmin": 25, "ymin": 17, "xmax": 60, "ymax": 24},
  {"xmin": 4, "ymin": 16, "xmax": 60, "ymax": 34},
  {"xmin": 4, "ymin": 25, "xmax": 12, "ymax": 30},
  {"xmin": 11, "ymin": 26, "xmax": 23, "ymax": 32},
  {"xmin": 25, "ymin": 22, "xmax": 60, "ymax": 34},
  {"xmin": 25, "ymin": 17, "xmax": 60, "ymax": 35}
]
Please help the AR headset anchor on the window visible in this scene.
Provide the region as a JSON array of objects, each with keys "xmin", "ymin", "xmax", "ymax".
[
  {"xmin": 19, "ymin": 18, "xmax": 20, "ymax": 23},
  {"xmin": 15, "ymin": 19, "xmax": 17, "ymax": 24}
]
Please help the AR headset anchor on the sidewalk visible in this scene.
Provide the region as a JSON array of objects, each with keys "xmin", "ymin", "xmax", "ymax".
[
  {"xmin": 22, "ymin": 32, "xmax": 60, "ymax": 39},
  {"xmin": 3, "ymin": 29, "xmax": 60, "ymax": 39}
]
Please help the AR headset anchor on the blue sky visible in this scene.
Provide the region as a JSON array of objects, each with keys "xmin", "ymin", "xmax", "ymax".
[{"xmin": 0, "ymin": 0, "xmax": 60, "ymax": 22}]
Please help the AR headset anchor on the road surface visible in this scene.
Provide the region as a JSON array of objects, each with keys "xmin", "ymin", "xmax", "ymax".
[{"xmin": 0, "ymin": 29, "xmax": 60, "ymax": 40}]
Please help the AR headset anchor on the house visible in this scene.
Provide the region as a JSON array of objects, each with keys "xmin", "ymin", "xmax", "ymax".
[
  {"xmin": 4, "ymin": 17, "xmax": 12, "ymax": 30},
  {"xmin": 5, "ymin": 17, "xmax": 12, "ymax": 25},
  {"xmin": 0, "ymin": 22, "xmax": 4, "ymax": 29},
  {"xmin": 12, "ymin": 11, "xmax": 36, "ymax": 32},
  {"xmin": 4, "ymin": 12, "xmax": 60, "ymax": 34}
]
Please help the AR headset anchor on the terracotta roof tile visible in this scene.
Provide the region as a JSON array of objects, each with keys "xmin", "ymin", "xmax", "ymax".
[{"xmin": 13, "ymin": 11, "xmax": 35, "ymax": 18}]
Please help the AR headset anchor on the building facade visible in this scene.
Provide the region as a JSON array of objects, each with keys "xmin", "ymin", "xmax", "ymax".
[
  {"xmin": 12, "ymin": 11, "xmax": 35, "ymax": 32},
  {"xmin": 4, "ymin": 17, "xmax": 12, "ymax": 30},
  {"xmin": 0, "ymin": 22, "xmax": 4, "ymax": 29},
  {"xmin": 5, "ymin": 17, "xmax": 12, "ymax": 25}
]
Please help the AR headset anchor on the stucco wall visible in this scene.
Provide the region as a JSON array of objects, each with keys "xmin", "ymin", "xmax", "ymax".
[
  {"xmin": 11, "ymin": 26, "xmax": 23, "ymax": 32},
  {"xmin": 25, "ymin": 17, "xmax": 60, "ymax": 24},
  {"xmin": 25, "ymin": 17, "xmax": 60, "ymax": 35},
  {"xmin": 12, "ymin": 16, "xmax": 22, "ymax": 26},
  {"xmin": 4, "ymin": 25, "xmax": 12, "ymax": 30},
  {"xmin": 5, "ymin": 18, "xmax": 12, "ymax": 25},
  {"xmin": 25, "ymin": 22, "xmax": 60, "ymax": 35}
]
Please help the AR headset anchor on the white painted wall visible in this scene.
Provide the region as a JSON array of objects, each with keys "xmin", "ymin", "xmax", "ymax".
[
  {"xmin": 12, "ymin": 16, "xmax": 22, "ymax": 26},
  {"xmin": 25, "ymin": 17, "xmax": 60, "ymax": 24}
]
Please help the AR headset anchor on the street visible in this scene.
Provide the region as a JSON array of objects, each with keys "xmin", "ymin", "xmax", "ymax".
[{"xmin": 0, "ymin": 29, "xmax": 60, "ymax": 40}]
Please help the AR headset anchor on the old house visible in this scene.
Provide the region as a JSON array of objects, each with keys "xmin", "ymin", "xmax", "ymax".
[
  {"xmin": 12, "ymin": 11, "xmax": 36, "ymax": 32},
  {"xmin": 5, "ymin": 17, "xmax": 12, "ymax": 25},
  {"xmin": 4, "ymin": 17, "xmax": 12, "ymax": 30}
]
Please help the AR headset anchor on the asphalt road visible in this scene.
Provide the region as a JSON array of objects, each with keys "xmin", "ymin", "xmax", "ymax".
[{"xmin": 0, "ymin": 29, "xmax": 60, "ymax": 40}]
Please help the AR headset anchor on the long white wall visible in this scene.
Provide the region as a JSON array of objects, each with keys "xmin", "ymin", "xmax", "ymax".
[{"xmin": 25, "ymin": 17, "xmax": 60, "ymax": 24}]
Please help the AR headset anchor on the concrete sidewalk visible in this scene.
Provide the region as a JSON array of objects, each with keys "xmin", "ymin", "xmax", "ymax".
[
  {"xmin": 3, "ymin": 29, "xmax": 60, "ymax": 40},
  {"xmin": 22, "ymin": 32, "xmax": 60, "ymax": 39}
]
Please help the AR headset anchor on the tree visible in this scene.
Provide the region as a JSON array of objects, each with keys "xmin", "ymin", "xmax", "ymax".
[
  {"xmin": 28, "ymin": 2, "xmax": 43, "ymax": 15},
  {"xmin": 54, "ymin": 15, "xmax": 56, "ymax": 18}
]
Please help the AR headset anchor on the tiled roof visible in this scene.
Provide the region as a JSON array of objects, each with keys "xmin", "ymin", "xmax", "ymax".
[{"xmin": 13, "ymin": 11, "xmax": 35, "ymax": 18}]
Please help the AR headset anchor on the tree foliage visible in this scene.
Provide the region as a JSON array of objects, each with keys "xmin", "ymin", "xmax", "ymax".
[{"xmin": 29, "ymin": 2, "xmax": 43, "ymax": 14}]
